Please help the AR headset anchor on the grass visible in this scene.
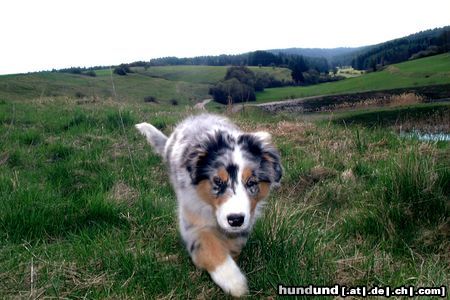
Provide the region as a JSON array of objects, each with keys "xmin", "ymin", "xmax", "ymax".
[
  {"xmin": 257, "ymin": 53, "xmax": 450, "ymax": 102},
  {"xmin": 0, "ymin": 55, "xmax": 449, "ymax": 297},
  {"xmin": 131, "ymin": 65, "xmax": 292, "ymax": 84},
  {"xmin": 0, "ymin": 71, "xmax": 210, "ymax": 105},
  {"xmin": 334, "ymin": 103, "xmax": 450, "ymax": 134},
  {"xmin": 0, "ymin": 91, "xmax": 448, "ymax": 298},
  {"xmin": 0, "ymin": 65, "xmax": 292, "ymax": 106}
]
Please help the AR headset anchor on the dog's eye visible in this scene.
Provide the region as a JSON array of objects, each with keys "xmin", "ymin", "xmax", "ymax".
[
  {"xmin": 246, "ymin": 177, "xmax": 258, "ymax": 188},
  {"xmin": 212, "ymin": 176, "xmax": 227, "ymax": 195},
  {"xmin": 213, "ymin": 176, "xmax": 223, "ymax": 187}
]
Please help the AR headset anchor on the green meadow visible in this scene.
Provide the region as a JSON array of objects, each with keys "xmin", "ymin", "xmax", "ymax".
[
  {"xmin": 131, "ymin": 65, "xmax": 292, "ymax": 84},
  {"xmin": 0, "ymin": 53, "xmax": 449, "ymax": 298},
  {"xmin": 257, "ymin": 53, "xmax": 450, "ymax": 102}
]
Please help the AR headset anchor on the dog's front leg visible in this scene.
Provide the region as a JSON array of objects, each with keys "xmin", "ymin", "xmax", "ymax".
[{"xmin": 190, "ymin": 230, "xmax": 248, "ymax": 297}]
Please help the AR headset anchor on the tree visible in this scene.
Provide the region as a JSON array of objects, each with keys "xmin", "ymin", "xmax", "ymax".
[
  {"xmin": 209, "ymin": 78, "xmax": 255, "ymax": 104},
  {"xmin": 225, "ymin": 66, "xmax": 256, "ymax": 87},
  {"xmin": 289, "ymin": 56, "xmax": 308, "ymax": 84},
  {"xmin": 113, "ymin": 64, "xmax": 132, "ymax": 76}
]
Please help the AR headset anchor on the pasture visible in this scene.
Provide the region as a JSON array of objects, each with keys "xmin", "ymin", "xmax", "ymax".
[
  {"xmin": 0, "ymin": 53, "xmax": 449, "ymax": 298},
  {"xmin": 0, "ymin": 94, "xmax": 448, "ymax": 297},
  {"xmin": 257, "ymin": 53, "xmax": 450, "ymax": 102}
]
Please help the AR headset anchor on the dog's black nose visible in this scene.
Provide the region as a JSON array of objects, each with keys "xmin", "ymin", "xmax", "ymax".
[{"xmin": 227, "ymin": 214, "xmax": 245, "ymax": 227}]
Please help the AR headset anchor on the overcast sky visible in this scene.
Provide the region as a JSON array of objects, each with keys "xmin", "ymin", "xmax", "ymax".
[{"xmin": 1, "ymin": 0, "xmax": 449, "ymax": 75}]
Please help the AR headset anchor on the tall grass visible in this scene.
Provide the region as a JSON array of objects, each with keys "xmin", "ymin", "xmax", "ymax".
[{"xmin": 0, "ymin": 96, "xmax": 448, "ymax": 298}]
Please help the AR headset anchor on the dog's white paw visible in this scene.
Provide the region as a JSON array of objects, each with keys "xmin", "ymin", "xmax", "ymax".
[{"xmin": 210, "ymin": 256, "xmax": 248, "ymax": 297}]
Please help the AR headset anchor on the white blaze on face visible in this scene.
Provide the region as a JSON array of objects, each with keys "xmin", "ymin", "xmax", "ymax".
[{"xmin": 215, "ymin": 147, "xmax": 251, "ymax": 232}]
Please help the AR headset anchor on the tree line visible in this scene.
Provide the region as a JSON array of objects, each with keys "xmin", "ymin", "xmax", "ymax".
[{"xmin": 148, "ymin": 51, "xmax": 330, "ymax": 73}]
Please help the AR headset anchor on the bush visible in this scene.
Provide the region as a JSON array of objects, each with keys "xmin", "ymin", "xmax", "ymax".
[
  {"xmin": 113, "ymin": 67, "xmax": 127, "ymax": 76},
  {"xmin": 113, "ymin": 64, "xmax": 132, "ymax": 76},
  {"xmin": 225, "ymin": 66, "xmax": 256, "ymax": 87},
  {"xmin": 84, "ymin": 70, "xmax": 97, "ymax": 77},
  {"xmin": 144, "ymin": 96, "xmax": 158, "ymax": 103},
  {"xmin": 209, "ymin": 66, "xmax": 259, "ymax": 104},
  {"xmin": 255, "ymin": 72, "xmax": 288, "ymax": 90},
  {"xmin": 75, "ymin": 91, "xmax": 85, "ymax": 98},
  {"xmin": 209, "ymin": 78, "xmax": 255, "ymax": 104}
]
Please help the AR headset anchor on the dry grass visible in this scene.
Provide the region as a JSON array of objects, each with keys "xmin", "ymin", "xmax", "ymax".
[
  {"xmin": 108, "ymin": 181, "xmax": 139, "ymax": 206},
  {"xmin": 388, "ymin": 93, "xmax": 424, "ymax": 107},
  {"xmin": 320, "ymin": 93, "xmax": 424, "ymax": 112}
]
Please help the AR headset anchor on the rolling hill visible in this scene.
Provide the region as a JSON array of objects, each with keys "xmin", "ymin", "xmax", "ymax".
[
  {"xmin": 1, "ymin": 53, "xmax": 448, "ymax": 106},
  {"xmin": 0, "ymin": 66, "xmax": 291, "ymax": 104},
  {"xmin": 256, "ymin": 53, "xmax": 450, "ymax": 102}
]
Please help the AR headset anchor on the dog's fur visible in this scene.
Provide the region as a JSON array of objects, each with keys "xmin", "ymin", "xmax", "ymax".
[{"xmin": 136, "ymin": 114, "xmax": 282, "ymax": 297}]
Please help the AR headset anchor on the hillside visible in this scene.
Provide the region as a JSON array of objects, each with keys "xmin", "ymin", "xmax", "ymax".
[
  {"xmin": 256, "ymin": 53, "xmax": 450, "ymax": 102},
  {"xmin": 131, "ymin": 65, "xmax": 292, "ymax": 84},
  {"xmin": 351, "ymin": 26, "xmax": 450, "ymax": 70},
  {"xmin": 0, "ymin": 66, "xmax": 290, "ymax": 104}
]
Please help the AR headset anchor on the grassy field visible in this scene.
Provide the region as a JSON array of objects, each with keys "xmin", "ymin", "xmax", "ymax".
[
  {"xmin": 257, "ymin": 53, "xmax": 450, "ymax": 102},
  {"xmin": 93, "ymin": 66, "xmax": 292, "ymax": 84},
  {"xmin": 0, "ymin": 85, "xmax": 448, "ymax": 297},
  {"xmin": 0, "ymin": 53, "xmax": 449, "ymax": 298},
  {"xmin": 0, "ymin": 70, "xmax": 211, "ymax": 105},
  {"xmin": 0, "ymin": 65, "xmax": 292, "ymax": 105},
  {"xmin": 130, "ymin": 65, "xmax": 292, "ymax": 84}
]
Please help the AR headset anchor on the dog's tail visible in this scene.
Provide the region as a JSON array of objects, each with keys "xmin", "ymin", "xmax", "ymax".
[{"xmin": 135, "ymin": 122, "xmax": 168, "ymax": 157}]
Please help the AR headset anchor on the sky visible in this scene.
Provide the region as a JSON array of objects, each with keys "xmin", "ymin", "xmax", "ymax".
[{"xmin": 1, "ymin": 0, "xmax": 449, "ymax": 75}]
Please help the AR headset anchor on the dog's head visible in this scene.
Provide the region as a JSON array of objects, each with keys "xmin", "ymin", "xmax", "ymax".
[{"xmin": 185, "ymin": 130, "xmax": 282, "ymax": 234}]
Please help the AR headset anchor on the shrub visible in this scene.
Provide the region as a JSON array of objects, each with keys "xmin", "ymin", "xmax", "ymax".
[
  {"xmin": 144, "ymin": 96, "xmax": 158, "ymax": 103},
  {"xmin": 209, "ymin": 78, "xmax": 255, "ymax": 104},
  {"xmin": 113, "ymin": 64, "xmax": 132, "ymax": 76},
  {"xmin": 113, "ymin": 67, "xmax": 127, "ymax": 76},
  {"xmin": 84, "ymin": 70, "xmax": 97, "ymax": 77},
  {"xmin": 210, "ymin": 66, "xmax": 258, "ymax": 104},
  {"xmin": 254, "ymin": 72, "xmax": 285, "ymax": 91},
  {"xmin": 75, "ymin": 91, "xmax": 85, "ymax": 98},
  {"xmin": 225, "ymin": 66, "xmax": 256, "ymax": 87}
]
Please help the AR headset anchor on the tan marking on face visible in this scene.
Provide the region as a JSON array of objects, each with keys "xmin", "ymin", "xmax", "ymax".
[
  {"xmin": 251, "ymin": 182, "xmax": 270, "ymax": 213},
  {"xmin": 241, "ymin": 166, "xmax": 253, "ymax": 183},
  {"xmin": 193, "ymin": 230, "xmax": 228, "ymax": 271},
  {"xmin": 196, "ymin": 179, "xmax": 230, "ymax": 208},
  {"xmin": 242, "ymin": 166, "xmax": 270, "ymax": 212},
  {"xmin": 217, "ymin": 166, "xmax": 229, "ymax": 183}
]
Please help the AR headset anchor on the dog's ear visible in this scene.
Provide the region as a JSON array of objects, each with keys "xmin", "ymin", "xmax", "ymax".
[
  {"xmin": 253, "ymin": 131, "xmax": 272, "ymax": 144},
  {"xmin": 238, "ymin": 132, "xmax": 282, "ymax": 185},
  {"xmin": 184, "ymin": 145, "xmax": 208, "ymax": 184}
]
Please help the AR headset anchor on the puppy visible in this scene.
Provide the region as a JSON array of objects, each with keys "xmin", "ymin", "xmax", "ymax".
[{"xmin": 136, "ymin": 114, "xmax": 282, "ymax": 297}]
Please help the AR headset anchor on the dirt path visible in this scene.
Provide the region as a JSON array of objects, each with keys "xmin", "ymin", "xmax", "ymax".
[{"xmin": 194, "ymin": 99, "xmax": 212, "ymax": 110}]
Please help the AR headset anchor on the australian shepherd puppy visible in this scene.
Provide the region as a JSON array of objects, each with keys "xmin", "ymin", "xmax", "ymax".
[{"xmin": 136, "ymin": 114, "xmax": 282, "ymax": 297}]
